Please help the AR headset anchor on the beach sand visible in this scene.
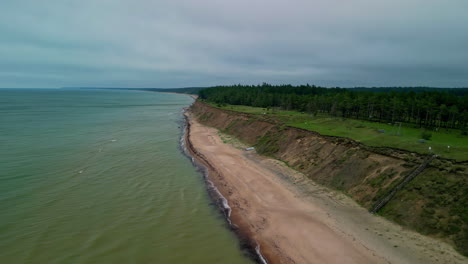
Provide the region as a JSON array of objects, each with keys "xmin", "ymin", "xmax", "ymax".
[{"xmin": 185, "ymin": 112, "xmax": 466, "ymax": 264}]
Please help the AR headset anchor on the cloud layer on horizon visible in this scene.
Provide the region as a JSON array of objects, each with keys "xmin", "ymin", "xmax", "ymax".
[{"xmin": 1, "ymin": 0, "xmax": 468, "ymax": 88}]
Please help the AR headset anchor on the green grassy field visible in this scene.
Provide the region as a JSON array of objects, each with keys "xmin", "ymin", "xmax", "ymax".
[{"xmin": 212, "ymin": 103, "xmax": 468, "ymax": 161}]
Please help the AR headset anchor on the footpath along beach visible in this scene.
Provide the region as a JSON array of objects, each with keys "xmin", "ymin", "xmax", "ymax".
[{"xmin": 184, "ymin": 110, "xmax": 466, "ymax": 264}]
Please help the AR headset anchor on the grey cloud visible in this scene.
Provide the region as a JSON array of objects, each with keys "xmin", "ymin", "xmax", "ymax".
[{"xmin": 0, "ymin": 0, "xmax": 467, "ymax": 88}]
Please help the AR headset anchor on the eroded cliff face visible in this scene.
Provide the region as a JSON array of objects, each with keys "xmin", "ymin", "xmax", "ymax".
[{"xmin": 190, "ymin": 101, "xmax": 468, "ymax": 256}]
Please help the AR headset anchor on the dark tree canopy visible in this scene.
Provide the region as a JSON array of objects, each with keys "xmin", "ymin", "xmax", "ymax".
[{"xmin": 199, "ymin": 84, "xmax": 468, "ymax": 132}]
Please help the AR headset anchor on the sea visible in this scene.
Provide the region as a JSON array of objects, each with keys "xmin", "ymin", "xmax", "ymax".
[{"xmin": 0, "ymin": 89, "xmax": 252, "ymax": 264}]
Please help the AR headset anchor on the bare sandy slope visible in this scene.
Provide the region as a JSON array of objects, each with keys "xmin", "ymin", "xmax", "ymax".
[{"xmin": 185, "ymin": 113, "xmax": 466, "ymax": 264}]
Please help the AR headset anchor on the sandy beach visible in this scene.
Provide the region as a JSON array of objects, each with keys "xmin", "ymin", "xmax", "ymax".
[{"xmin": 184, "ymin": 111, "xmax": 466, "ymax": 264}]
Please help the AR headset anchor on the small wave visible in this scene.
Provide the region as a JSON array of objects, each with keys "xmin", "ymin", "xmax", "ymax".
[
  {"xmin": 206, "ymin": 178, "xmax": 232, "ymax": 224},
  {"xmin": 255, "ymin": 244, "xmax": 268, "ymax": 264},
  {"xmin": 180, "ymin": 188, "xmax": 186, "ymax": 201}
]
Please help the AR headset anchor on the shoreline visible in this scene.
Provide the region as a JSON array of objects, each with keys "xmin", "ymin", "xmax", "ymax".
[
  {"xmin": 183, "ymin": 108, "xmax": 467, "ymax": 264},
  {"xmin": 183, "ymin": 111, "xmax": 384, "ymax": 264},
  {"xmin": 182, "ymin": 110, "xmax": 267, "ymax": 263},
  {"xmin": 151, "ymin": 91, "xmax": 198, "ymax": 100}
]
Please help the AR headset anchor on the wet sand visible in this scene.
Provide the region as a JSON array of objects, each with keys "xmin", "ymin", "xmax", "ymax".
[
  {"xmin": 185, "ymin": 112, "xmax": 466, "ymax": 264},
  {"xmin": 154, "ymin": 91, "xmax": 198, "ymax": 100}
]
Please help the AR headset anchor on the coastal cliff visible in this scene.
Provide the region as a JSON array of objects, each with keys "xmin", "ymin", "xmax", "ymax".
[{"xmin": 190, "ymin": 100, "xmax": 468, "ymax": 256}]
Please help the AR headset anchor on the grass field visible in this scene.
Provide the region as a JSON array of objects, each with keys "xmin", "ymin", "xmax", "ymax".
[{"xmin": 212, "ymin": 103, "xmax": 468, "ymax": 161}]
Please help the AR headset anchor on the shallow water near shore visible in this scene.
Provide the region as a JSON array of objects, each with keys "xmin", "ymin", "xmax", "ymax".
[{"xmin": 0, "ymin": 89, "xmax": 252, "ymax": 264}]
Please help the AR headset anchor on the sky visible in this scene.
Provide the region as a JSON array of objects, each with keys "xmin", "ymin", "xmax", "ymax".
[{"xmin": 1, "ymin": 0, "xmax": 468, "ymax": 88}]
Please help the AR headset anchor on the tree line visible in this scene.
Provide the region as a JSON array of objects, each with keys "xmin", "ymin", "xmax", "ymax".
[{"xmin": 198, "ymin": 84, "xmax": 468, "ymax": 133}]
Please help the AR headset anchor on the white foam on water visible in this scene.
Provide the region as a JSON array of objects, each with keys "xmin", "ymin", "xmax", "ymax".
[
  {"xmin": 255, "ymin": 244, "xmax": 268, "ymax": 264},
  {"xmin": 206, "ymin": 179, "xmax": 232, "ymax": 222}
]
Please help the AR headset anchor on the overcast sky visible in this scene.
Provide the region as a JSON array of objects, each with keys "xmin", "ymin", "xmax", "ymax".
[{"xmin": 1, "ymin": 0, "xmax": 468, "ymax": 88}]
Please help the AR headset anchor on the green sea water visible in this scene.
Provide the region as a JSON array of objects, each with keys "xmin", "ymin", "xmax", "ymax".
[{"xmin": 0, "ymin": 89, "xmax": 252, "ymax": 264}]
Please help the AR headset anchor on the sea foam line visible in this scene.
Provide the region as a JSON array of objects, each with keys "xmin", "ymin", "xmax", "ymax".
[
  {"xmin": 255, "ymin": 244, "xmax": 268, "ymax": 264},
  {"xmin": 179, "ymin": 109, "xmax": 268, "ymax": 264}
]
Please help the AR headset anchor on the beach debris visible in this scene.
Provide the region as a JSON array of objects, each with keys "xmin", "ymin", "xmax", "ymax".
[{"xmin": 245, "ymin": 147, "xmax": 255, "ymax": 151}]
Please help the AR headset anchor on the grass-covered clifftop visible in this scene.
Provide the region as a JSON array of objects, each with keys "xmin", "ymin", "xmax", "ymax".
[{"xmin": 209, "ymin": 103, "xmax": 468, "ymax": 161}]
